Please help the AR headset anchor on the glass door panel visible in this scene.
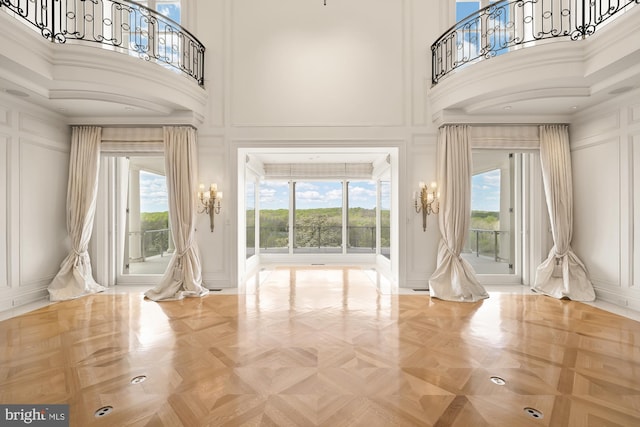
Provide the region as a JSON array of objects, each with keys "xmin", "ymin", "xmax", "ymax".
[
  {"xmin": 125, "ymin": 157, "xmax": 171, "ymax": 275},
  {"xmin": 465, "ymin": 151, "xmax": 516, "ymax": 274}
]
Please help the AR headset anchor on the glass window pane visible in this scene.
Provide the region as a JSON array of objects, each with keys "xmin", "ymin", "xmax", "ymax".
[
  {"xmin": 246, "ymin": 180, "xmax": 255, "ymax": 259},
  {"xmin": 259, "ymin": 180, "xmax": 289, "ymax": 253},
  {"xmin": 294, "ymin": 181, "xmax": 342, "ymax": 254},
  {"xmin": 456, "ymin": 1, "xmax": 480, "ymax": 21},
  {"xmin": 380, "ymin": 180, "xmax": 391, "ymax": 259},
  {"xmin": 347, "ymin": 181, "xmax": 377, "ymax": 254},
  {"xmin": 127, "ymin": 158, "xmax": 171, "ymax": 275},
  {"xmin": 156, "ymin": 1, "xmax": 181, "ymax": 23},
  {"xmin": 465, "ymin": 151, "xmax": 514, "ymax": 274}
]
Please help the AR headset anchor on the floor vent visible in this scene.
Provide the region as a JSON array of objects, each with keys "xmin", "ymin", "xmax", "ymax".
[
  {"xmin": 131, "ymin": 375, "xmax": 147, "ymax": 384},
  {"xmin": 490, "ymin": 376, "xmax": 506, "ymax": 385},
  {"xmin": 95, "ymin": 406, "xmax": 113, "ymax": 418},
  {"xmin": 523, "ymin": 407, "xmax": 543, "ymax": 419}
]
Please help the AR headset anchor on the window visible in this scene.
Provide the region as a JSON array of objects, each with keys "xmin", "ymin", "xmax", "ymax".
[
  {"xmin": 259, "ymin": 180, "xmax": 290, "ymax": 253},
  {"xmin": 124, "ymin": 157, "xmax": 170, "ymax": 275},
  {"xmin": 465, "ymin": 151, "xmax": 518, "ymax": 275},
  {"xmin": 347, "ymin": 181, "xmax": 377, "ymax": 254},
  {"xmin": 136, "ymin": 0, "xmax": 181, "ymax": 23},
  {"xmin": 246, "ymin": 180, "xmax": 256, "ymax": 259},
  {"xmin": 257, "ymin": 179, "xmax": 387, "ymax": 256},
  {"xmin": 455, "ymin": 0, "xmax": 511, "ymax": 61},
  {"xmin": 127, "ymin": 1, "xmax": 183, "ymax": 70},
  {"xmin": 379, "ymin": 180, "xmax": 391, "ymax": 259},
  {"xmin": 293, "ymin": 181, "xmax": 343, "ymax": 254}
]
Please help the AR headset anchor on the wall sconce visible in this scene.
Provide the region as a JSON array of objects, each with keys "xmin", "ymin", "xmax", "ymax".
[
  {"xmin": 414, "ymin": 181, "xmax": 439, "ymax": 231},
  {"xmin": 198, "ymin": 183, "xmax": 223, "ymax": 232}
]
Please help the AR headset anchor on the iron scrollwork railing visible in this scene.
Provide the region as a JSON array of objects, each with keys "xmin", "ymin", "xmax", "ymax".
[
  {"xmin": 432, "ymin": 0, "xmax": 639, "ymax": 85},
  {"xmin": 1, "ymin": 0, "xmax": 205, "ymax": 86}
]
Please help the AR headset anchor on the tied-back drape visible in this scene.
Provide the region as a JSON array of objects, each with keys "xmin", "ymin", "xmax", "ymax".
[
  {"xmin": 145, "ymin": 127, "xmax": 208, "ymax": 301},
  {"xmin": 533, "ymin": 125, "xmax": 595, "ymax": 301},
  {"xmin": 48, "ymin": 126, "xmax": 106, "ymax": 301},
  {"xmin": 429, "ymin": 125, "xmax": 489, "ymax": 302}
]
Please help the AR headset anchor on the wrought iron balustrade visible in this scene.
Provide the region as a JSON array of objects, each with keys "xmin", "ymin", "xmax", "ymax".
[
  {"xmin": 294, "ymin": 224, "xmax": 343, "ymax": 249},
  {"xmin": 432, "ymin": 0, "xmax": 639, "ymax": 85},
  {"xmin": 1, "ymin": 0, "xmax": 205, "ymax": 86}
]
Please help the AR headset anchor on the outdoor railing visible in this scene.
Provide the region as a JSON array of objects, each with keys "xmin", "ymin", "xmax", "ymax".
[
  {"xmin": 129, "ymin": 228, "xmax": 170, "ymax": 261},
  {"xmin": 431, "ymin": 0, "xmax": 638, "ymax": 85},
  {"xmin": 294, "ymin": 224, "xmax": 343, "ymax": 249},
  {"xmin": 257, "ymin": 224, "xmax": 390, "ymax": 253},
  {"xmin": 1, "ymin": 0, "xmax": 205, "ymax": 86},
  {"xmin": 466, "ymin": 228, "xmax": 508, "ymax": 262}
]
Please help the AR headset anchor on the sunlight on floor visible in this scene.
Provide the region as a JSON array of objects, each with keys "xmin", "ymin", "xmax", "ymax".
[{"xmin": 1, "ymin": 268, "xmax": 639, "ymax": 322}]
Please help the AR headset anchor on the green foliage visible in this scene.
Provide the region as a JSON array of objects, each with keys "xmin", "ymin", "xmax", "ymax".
[
  {"xmin": 470, "ymin": 210, "xmax": 499, "ymax": 230},
  {"xmin": 258, "ymin": 208, "xmax": 388, "ymax": 249},
  {"xmin": 468, "ymin": 210, "xmax": 500, "ymax": 257},
  {"xmin": 295, "ymin": 209, "xmax": 342, "ymax": 248},
  {"xmin": 141, "ymin": 211, "xmax": 169, "ymax": 231},
  {"xmin": 140, "ymin": 211, "xmax": 169, "ymax": 257},
  {"xmin": 260, "ymin": 209, "xmax": 289, "ymax": 249}
]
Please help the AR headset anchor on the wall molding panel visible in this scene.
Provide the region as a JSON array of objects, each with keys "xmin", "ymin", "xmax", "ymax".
[
  {"xmin": 629, "ymin": 104, "xmax": 640, "ymax": 125},
  {"xmin": 0, "ymin": 92, "xmax": 69, "ymax": 309},
  {"xmin": 0, "ymin": 135, "xmax": 8, "ymax": 289},
  {"xmin": 229, "ymin": 0, "xmax": 405, "ymax": 128},
  {"xmin": 632, "ymin": 132, "xmax": 640, "ymax": 291},
  {"xmin": 571, "ymin": 91, "xmax": 640, "ymax": 309}
]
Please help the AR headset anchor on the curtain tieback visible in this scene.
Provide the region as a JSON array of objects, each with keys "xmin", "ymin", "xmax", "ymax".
[
  {"xmin": 554, "ymin": 250, "xmax": 568, "ymax": 259},
  {"xmin": 177, "ymin": 247, "xmax": 191, "ymax": 258},
  {"xmin": 72, "ymin": 249, "xmax": 89, "ymax": 267},
  {"xmin": 73, "ymin": 249, "xmax": 88, "ymax": 257},
  {"xmin": 445, "ymin": 244, "xmax": 462, "ymax": 260}
]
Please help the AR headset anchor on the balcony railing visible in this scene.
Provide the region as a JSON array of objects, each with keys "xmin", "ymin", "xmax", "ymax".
[
  {"xmin": 129, "ymin": 228, "xmax": 170, "ymax": 261},
  {"xmin": 1, "ymin": 0, "xmax": 205, "ymax": 86},
  {"xmin": 431, "ymin": 0, "xmax": 638, "ymax": 85},
  {"xmin": 257, "ymin": 225, "xmax": 390, "ymax": 254},
  {"xmin": 465, "ymin": 228, "xmax": 509, "ymax": 262}
]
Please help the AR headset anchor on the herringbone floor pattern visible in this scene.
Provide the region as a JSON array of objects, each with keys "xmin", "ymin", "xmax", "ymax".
[{"xmin": 1, "ymin": 267, "xmax": 639, "ymax": 426}]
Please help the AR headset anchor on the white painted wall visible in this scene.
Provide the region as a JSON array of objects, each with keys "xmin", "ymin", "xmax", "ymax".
[
  {"xmin": 0, "ymin": 92, "xmax": 70, "ymax": 310},
  {"xmin": 570, "ymin": 88, "xmax": 640, "ymax": 309},
  {"xmin": 193, "ymin": 0, "xmax": 444, "ymax": 290}
]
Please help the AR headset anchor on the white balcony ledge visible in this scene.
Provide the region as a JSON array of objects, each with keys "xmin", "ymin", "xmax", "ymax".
[
  {"xmin": 0, "ymin": 11, "xmax": 207, "ymax": 126},
  {"xmin": 429, "ymin": 7, "xmax": 640, "ymax": 126}
]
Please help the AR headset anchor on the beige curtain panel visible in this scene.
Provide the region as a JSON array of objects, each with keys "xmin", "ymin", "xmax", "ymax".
[
  {"xmin": 533, "ymin": 125, "xmax": 596, "ymax": 301},
  {"xmin": 48, "ymin": 126, "xmax": 106, "ymax": 301},
  {"xmin": 429, "ymin": 125, "xmax": 489, "ymax": 302},
  {"xmin": 145, "ymin": 127, "xmax": 208, "ymax": 301}
]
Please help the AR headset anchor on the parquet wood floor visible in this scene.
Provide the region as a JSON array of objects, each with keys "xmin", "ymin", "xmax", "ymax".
[{"xmin": 1, "ymin": 267, "xmax": 640, "ymax": 426}]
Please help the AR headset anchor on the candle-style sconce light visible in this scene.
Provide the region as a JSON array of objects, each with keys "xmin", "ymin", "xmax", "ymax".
[
  {"xmin": 414, "ymin": 181, "xmax": 439, "ymax": 231},
  {"xmin": 198, "ymin": 183, "xmax": 223, "ymax": 232}
]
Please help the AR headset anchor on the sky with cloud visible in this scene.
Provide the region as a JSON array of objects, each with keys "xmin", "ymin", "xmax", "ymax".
[
  {"xmin": 138, "ymin": 172, "xmax": 496, "ymax": 213},
  {"xmin": 139, "ymin": 170, "xmax": 168, "ymax": 212},
  {"xmin": 259, "ymin": 180, "xmax": 377, "ymax": 210},
  {"xmin": 471, "ymin": 169, "xmax": 500, "ymax": 212},
  {"xmin": 155, "ymin": 2, "xmax": 181, "ymax": 22}
]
